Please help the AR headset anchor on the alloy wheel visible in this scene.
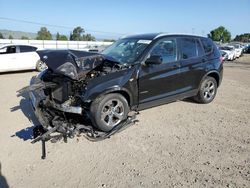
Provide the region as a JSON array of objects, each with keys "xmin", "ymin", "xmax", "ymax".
[
  {"xmin": 203, "ymin": 80, "xmax": 215, "ymax": 100},
  {"xmin": 101, "ymin": 99, "xmax": 124, "ymax": 127}
]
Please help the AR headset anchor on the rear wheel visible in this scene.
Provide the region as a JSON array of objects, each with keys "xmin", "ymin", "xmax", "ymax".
[
  {"xmin": 194, "ymin": 76, "xmax": 217, "ymax": 104},
  {"xmin": 90, "ymin": 93, "xmax": 129, "ymax": 132}
]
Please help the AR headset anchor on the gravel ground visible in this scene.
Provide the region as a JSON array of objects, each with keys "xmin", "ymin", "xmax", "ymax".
[{"xmin": 0, "ymin": 55, "xmax": 250, "ymax": 188}]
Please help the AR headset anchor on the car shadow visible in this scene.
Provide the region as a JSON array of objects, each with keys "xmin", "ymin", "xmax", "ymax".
[
  {"xmin": 182, "ymin": 98, "xmax": 196, "ymax": 104},
  {"xmin": 10, "ymin": 89, "xmax": 39, "ymax": 141},
  {"xmin": 0, "ymin": 163, "xmax": 9, "ymax": 188}
]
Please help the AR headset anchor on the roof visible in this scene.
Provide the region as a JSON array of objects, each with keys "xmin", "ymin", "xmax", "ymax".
[
  {"xmin": 0, "ymin": 44, "xmax": 37, "ymax": 48},
  {"xmin": 122, "ymin": 33, "xmax": 206, "ymax": 40}
]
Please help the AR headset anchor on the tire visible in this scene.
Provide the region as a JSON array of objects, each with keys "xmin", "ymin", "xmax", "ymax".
[
  {"xmin": 36, "ymin": 60, "xmax": 47, "ymax": 72},
  {"xmin": 194, "ymin": 76, "xmax": 217, "ymax": 104},
  {"xmin": 90, "ymin": 93, "xmax": 129, "ymax": 132}
]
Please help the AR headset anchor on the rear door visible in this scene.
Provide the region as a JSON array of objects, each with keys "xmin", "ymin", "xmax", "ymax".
[
  {"xmin": 178, "ymin": 37, "xmax": 206, "ymax": 91},
  {"xmin": 138, "ymin": 37, "xmax": 182, "ymax": 107},
  {"xmin": 15, "ymin": 45, "xmax": 39, "ymax": 70}
]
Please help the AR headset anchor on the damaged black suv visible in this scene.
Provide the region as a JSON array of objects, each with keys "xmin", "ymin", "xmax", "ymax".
[{"xmin": 29, "ymin": 33, "xmax": 223, "ymax": 133}]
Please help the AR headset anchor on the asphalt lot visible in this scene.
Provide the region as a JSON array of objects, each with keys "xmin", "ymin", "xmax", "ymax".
[{"xmin": 0, "ymin": 55, "xmax": 250, "ymax": 188}]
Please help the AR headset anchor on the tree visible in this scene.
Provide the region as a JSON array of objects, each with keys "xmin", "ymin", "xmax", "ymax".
[
  {"xmin": 69, "ymin": 26, "xmax": 96, "ymax": 41},
  {"xmin": 8, "ymin": 35, "xmax": 13, "ymax": 39},
  {"xmin": 234, "ymin": 33, "xmax": 250, "ymax": 42},
  {"xmin": 70, "ymin": 26, "xmax": 84, "ymax": 41},
  {"xmin": 82, "ymin": 33, "xmax": 95, "ymax": 41},
  {"xmin": 21, "ymin": 36, "xmax": 29, "ymax": 40},
  {"xmin": 56, "ymin": 32, "xmax": 68, "ymax": 41},
  {"xmin": 0, "ymin": 32, "xmax": 4, "ymax": 39},
  {"xmin": 36, "ymin": 27, "xmax": 52, "ymax": 40},
  {"xmin": 208, "ymin": 26, "xmax": 231, "ymax": 42}
]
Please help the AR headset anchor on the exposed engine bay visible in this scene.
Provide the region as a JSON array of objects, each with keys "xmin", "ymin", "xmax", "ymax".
[
  {"xmin": 40, "ymin": 54, "xmax": 126, "ymax": 111},
  {"xmin": 21, "ymin": 50, "xmax": 138, "ymax": 159}
]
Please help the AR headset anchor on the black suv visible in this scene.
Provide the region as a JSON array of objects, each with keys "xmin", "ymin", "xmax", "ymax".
[{"xmin": 29, "ymin": 33, "xmax": 223, "ymax": 132}]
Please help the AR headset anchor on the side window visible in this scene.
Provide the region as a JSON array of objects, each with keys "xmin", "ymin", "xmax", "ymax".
[
  {"xmin": 6, "ymin": 46, "xmax": 16, "ymax": 54},
  {"xmin": 150, "ymin": 38, "xmax": 177, "ymax": 63},
  {"xmin": 201, "ymin": 38, "xmax": 213, "ymax": 54},
  {"xmin": 19, "ymin": 46, "xmax": 37, "ymax": 53},
  {"xmin": 180, "ymin": 38, "xmax": 197, "ymax": 59}
]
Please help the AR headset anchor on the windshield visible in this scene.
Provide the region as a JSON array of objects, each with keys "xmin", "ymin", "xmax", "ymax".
[{"xmin": 101, "ymin": 38, "xmax": 151, "ymax": 64}]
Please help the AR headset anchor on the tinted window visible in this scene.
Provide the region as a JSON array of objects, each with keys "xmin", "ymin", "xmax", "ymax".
[
  {"xmin": 220, "ymin": 46, "xmax": 233, "ymax": 51},
  {"xmin": 181, "ymin": 38, "xmax": 197, "ymax": 59},
  {"xmin": 201, "ymin": 38, "xmax": 213, "ymax": 54},
  {"xmin": 19, "ymin": 46, "xmax": 37, "ymax": 53},
  {"xmin": 150, "ymin": 38, "xmax": 177, "ymax": 63},
  {"xmin": 6, "ymin": 46, "xmax": 16, "ymax": 54}
]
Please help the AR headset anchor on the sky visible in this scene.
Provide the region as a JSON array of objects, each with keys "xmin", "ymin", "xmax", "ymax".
[{"xmin": 0, "ymin": 0, "xmax": 249, "ymax": 39}]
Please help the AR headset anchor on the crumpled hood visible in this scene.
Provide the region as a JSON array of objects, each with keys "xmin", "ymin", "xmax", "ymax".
[{"xmin": 36, "ymin": 49, "xmax": 104, "ymax": 80}]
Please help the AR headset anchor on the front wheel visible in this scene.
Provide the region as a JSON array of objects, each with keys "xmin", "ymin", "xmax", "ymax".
[
  {"xmin": 90, "ymin": 93, "xmax": 129, "ymax": 132},
  {"xmin": 194, "ymin": 76, "xmax": 217, "ymax": 104}
]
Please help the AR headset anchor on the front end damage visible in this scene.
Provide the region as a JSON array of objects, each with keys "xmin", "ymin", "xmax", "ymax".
[{"xmin": 23, "ymin": 50, "xmax": 138, "ymax": 159}]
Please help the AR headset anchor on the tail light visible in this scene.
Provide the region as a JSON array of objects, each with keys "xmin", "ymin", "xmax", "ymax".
[{"xmin": 220, "ymin": 56, "xmax": 224, "ymax": 63}]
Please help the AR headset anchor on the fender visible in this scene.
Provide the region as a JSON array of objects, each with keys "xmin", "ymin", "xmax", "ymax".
[
  {"xmin": 82, "ymin": 67, "xmax": 138, "ymax": 107},
  {"xmin": 198, "ymin": 70, "xmax": 221, "ymax": 89},
  {"xmin": 91, "ymin": 86, "xmax": 134, "ymax": 105}
]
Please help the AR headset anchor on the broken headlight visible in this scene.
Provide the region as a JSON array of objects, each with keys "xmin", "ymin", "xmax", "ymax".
[{"xmin": 56, "ymin": 62, "xmax": 78, "ymax": 80}]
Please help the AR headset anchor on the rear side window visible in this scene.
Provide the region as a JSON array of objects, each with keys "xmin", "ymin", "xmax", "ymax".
[
  {"xmin": 6, "ymin": 46, "xmax": 16, "ymax": 53},
  {"xmin": 19, "ymin": 46, "xmax": 37, "ymax": 53},
  {"xmin": 180, "ymin": 38, "xmax": 197, "ymax": 59},
  {"xmin": 201, "ymin": 38, "xmax": 213, "ymax": 54}
]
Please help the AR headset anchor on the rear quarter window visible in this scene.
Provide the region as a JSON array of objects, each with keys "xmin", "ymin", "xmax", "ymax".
[{"xmin": 201, "ymin": 38, "xmax": 213, "ymax": 54}]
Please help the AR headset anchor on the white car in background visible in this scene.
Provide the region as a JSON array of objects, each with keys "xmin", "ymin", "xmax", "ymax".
[
  {"xmin": 229, "ymin": 43, "xmax": 243, "ymax": 58},
  {"xmin": 0, "ymin": 44, "xmax": 47, "ymax": 73},
  {"xmin": 219, "ymin": 46, "xmax": 236, "ymax": 61}
]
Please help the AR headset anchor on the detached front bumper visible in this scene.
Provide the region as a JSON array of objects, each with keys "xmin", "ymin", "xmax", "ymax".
[{"xmin": 29, "ymin": 76, "xmax": 51, "ymax": 129}]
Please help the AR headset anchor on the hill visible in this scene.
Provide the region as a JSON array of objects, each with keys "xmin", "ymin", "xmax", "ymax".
[
  {"xmin": 0, "ymin": 29, "xmax": 117, "ymax": 41},
  {"xmin": 0, "ymin": 29, "xmax": 37, "ymax": 39}
]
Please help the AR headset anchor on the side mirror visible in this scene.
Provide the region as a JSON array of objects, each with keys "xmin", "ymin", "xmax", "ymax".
[{"xmin": 145, "ymin": 55, "xmax": 163, "ymax": 65}]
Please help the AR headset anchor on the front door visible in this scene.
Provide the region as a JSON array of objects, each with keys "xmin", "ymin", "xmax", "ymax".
[{"xmin": 138, "ymin": 37, "xmax": 182, "ymax": 109}]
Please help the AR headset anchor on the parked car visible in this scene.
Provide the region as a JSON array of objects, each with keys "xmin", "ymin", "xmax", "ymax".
[
  {"xmin": 246, "ymin": 45, "xmax": 250, "ymax": 53},
  {"xmin": 243, "ymin": 43, "xmax": 250, "ymax": 53},
  {"xmin": 229, "ymin": 43, "xmax": 243, "ymax": 58},
  {"xmin": 219, "ymin": 46, "xmax": 236, "ymax": 61},
  {"xmin": 82, "ymin": 45, "xmax": 110, "ymax": 53},
  {"xmin": 220, "ymin": 50, "xmax": 228, "ymax": 61},
  {"xmin": 0, "ymin": 44, "xmax": 47, "ymax": 73},
  {"xmin": 29, "ymin": 33, "xmax": 223, "ymax": 133}
]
